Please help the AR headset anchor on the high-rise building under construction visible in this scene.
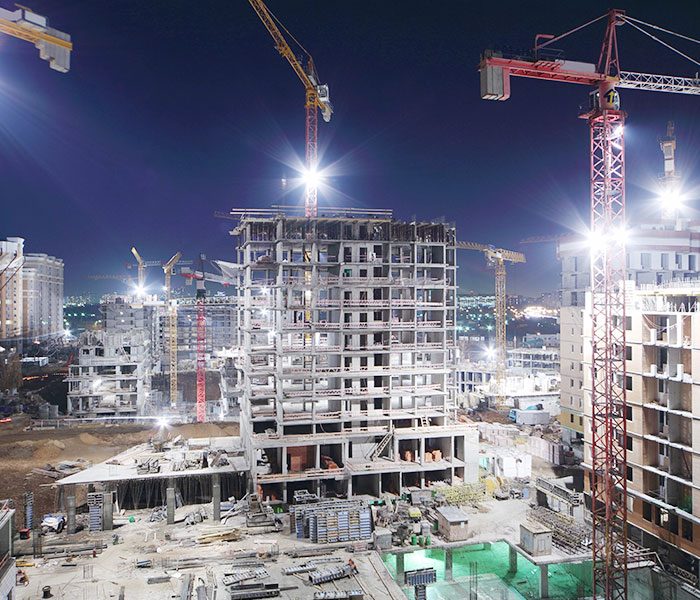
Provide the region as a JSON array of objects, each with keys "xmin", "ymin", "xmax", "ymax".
[{"xmin": 232, "ymin": 207, "xmax": 478, "ymax": 502}]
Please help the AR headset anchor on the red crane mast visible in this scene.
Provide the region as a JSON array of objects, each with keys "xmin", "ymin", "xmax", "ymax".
[{"xmin": 481, "ymin": 10, "xmax": 700, "ymax": 599}]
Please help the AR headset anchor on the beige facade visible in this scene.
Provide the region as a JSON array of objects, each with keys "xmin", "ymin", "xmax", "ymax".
[
  {"xmin": 22, "ymin": 253, "xmax": 64, "ymax": 340},
  {"xmin": 583, "ymin": 282, "xmax": 700, "ymax": 574},
  {"xmin": 559, "ymin": 221, "xmax": 700, "ymax": 451}
]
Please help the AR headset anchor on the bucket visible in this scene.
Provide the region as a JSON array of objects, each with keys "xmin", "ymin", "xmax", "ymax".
[{"xmin": 411, "ymin": 535, "xmax": 417, "ymax": 545}]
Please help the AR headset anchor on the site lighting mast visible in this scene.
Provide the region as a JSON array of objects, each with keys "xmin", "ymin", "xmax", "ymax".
[
  {"xmin": 247, "ymin": 0, "xmax": 333, "ymax": 217},
  {"xmin": 480, "ymin": 9, "xmax": 700, "ymax": 599},
  {"xmin": 455, "ymin": 242, "xmax": 525, "ymax": 404}
]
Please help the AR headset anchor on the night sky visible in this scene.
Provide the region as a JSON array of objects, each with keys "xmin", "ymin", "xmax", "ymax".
[{"xmin": 2, "ymin": 0, "xmax": 700, "ymax": 296}]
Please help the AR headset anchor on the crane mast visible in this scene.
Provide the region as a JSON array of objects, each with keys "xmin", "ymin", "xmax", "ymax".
[
  {"xmin": 480, "ymin": 9, "xmax": 700, "ymax": 599},
  {"xmin": 163, "ymin": 252, "xmax": 182, "ymax": 409},
  {"xmin": 455, "ymin": 242, "xmax": 525, "ymax": 404},
  {"xmin": 247, "ymin": 0, "xmax": 332, "ymax": 218}
]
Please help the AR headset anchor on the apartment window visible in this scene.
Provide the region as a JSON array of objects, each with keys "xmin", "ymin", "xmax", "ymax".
[
  {"xmin": 642, "ymin": 501, "xmax": 652, "ymax": 521},
  {"xmin": 626, "ymin": 435, "xmax": 633, "ymax": 451},
  {"xmin": 579, "ymin": 417, "xmax": 583, "ymax": 427},
  {"xmin": 690, "ymin": 255, "xmax": 697, "ymax": 271},
  {"xmin": 626, "ymin": 376, "xmax": 633, "ymax": 391},
  {"xmin": 676, "ymin": 253, "xmax": 683, "ymax": 268},
  {"xmin": 641, "ymin": 252, "xmax": 651, "ymax": 269},
  {"xmin": 625, "ymin": 316, "xmax": 632, "ymax": 330},
  {"xmin": 373, "ymin": 267, "xmax": 382, "ymax": 277},
  {"xmin": 570, "ymin": 414, "xmax": 574, "ymax": 424},
  {"xmin": 626, "ymin": 466, "xmax": 633, "ymax": 482},
  {"xmin": 626, "ymin": 405, "xmax": 632, "ymax": 421},
  {"xmin": 682, "ymin": 519, "xmax": 694, "ymax": 541},
  {"xmin": 661, "ymin": 253, "xmax": 669, "ymax": 269},
  {"xmin": 625, "ymin": 345, "xmax": 632, "ymax": 361}
]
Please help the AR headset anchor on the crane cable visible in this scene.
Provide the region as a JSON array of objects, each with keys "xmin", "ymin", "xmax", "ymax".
[
  {"xmin": 534, "ymin": 12, "xmax": 608, "ymax": 51},
  {"xmin": 622, "ymin": 18, "xmax": 700, "ymax": 69},
  {"xmin": 623, "ymin": 15, "xmax": 700, "ymax": 47},
  {"xmin": 265, "ymin": 3, "xmax": 311, "ymax": 62}
]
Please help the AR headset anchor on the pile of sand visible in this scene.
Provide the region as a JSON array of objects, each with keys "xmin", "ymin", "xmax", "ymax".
[
  {"xmin": 33, "ymin": 440, "xmax": 66, "ymax": 461},
  {"xmin": 0, "ymin": 440, "xmax": 35, "ymax": 460},
  {"xmin": 78, "ymin": 433, "xmax": 102, "ymax": 445},
  {"xmin": 173, "ymin": 423, "xmax": 239, "ymax": 438}
]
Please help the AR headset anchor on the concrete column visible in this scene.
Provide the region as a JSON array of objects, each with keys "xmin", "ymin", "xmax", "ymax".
[
  {"xmin": 396, "ymin": 552, "xmax": 405, "ymax": 581},
  {"xmin": 66, "ymin": 488, "xmax": 76, "ymax": 535},
  {"xmin": 166, "ymin": 487, "xmax": 175, "ymax": 525},
  {"xmin": 282, "ymin": 447, "xmax": 288, "ymax": 474},
  {"xmin": 212, "ymin": 473, "xmax": 221, "ymax": 522},
  {"xmin": 539, "ymin": 564, "xmax": 548, "ymax": 599},
  {"xmin": 445, "ymin": 548, "xmax": 453, "ymax": 581},
  {"xmin": 347, "ymin": 477, "xmax": 353, "ymax": 498},
  {"xmin": 102, "ymin": 492, "xmax": 113, "ymax": 531},
  {"xmin": 419, "ymin": 437, "xmax": 425, "ymax": 465},
  {"xmin": 507, "ymin": 544, "xmax": 518, "ymax": 574}
]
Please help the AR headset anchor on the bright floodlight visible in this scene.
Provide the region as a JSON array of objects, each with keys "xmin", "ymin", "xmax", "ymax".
[
  {"xmin": 63, "ymin": 328, "xmax": 71, "ymax": 337},
  {"xmin": 302, "ymin": 167, "xmax": 323, "ymax": 188},
  {"xmin": 157, "ymin": 417, "xmax": 169, "ymax": 429},
  {"xmin": 484, "ymin": 347, "xmax": 496, "ymax": 360},
  {"xmin": 133, "ymin": 284, "xmax": 146, "ymax": 298},
  {"xmin": 659, "ymin": 187, "xmax": 683, "ymax": 212}
]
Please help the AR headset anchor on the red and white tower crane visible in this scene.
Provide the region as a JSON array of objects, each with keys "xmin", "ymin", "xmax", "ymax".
[{"xmin": 480, "ymin": 10, "xmax": 700, "ymax": 599}]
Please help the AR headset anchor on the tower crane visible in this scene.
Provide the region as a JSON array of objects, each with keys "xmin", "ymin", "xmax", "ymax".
[
  {"xmin": 480, "ymin": 10, "xmax": 700, "ymax": 599},
  {"xmin": 247, "ymin": 0, "xmax": 333, "ymax": 217},
  {"xmin": 0, "ymin": 6, "xmax": 72, "ymax": 72},
  {"xmin": 180, "ymin": 259, "xmax": 238, "ymax": 423},
  {"xmin": 455, "ymin": 242, "xmax": 525, "ymax": 403},
  {"xmin": 163, "ymin": 252, "xmax": 182, "ymax": 408}
]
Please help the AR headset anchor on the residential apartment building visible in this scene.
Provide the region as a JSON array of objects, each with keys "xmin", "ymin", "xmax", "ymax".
[
  {"xmin": 233, "ymin": 207, "xmax": 478, "ymax": 502},
  {"xmin": 22, "ymin": 253, "xmax": 64, "ymax": 340},
  {"xmin": 0, "ymin": 238, "xmax": 64, "ymax": 347},
  {"xmin": 558, "ymin": 221, "xmax": 700, "ymax": 450},
  {"xmin": 582, "ymin": 281, "xmax": 700, "ymax": 578}
]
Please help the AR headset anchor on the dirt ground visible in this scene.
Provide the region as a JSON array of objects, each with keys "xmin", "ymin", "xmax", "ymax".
[{"xmin": 0, "ymin": 416, "xmax": 239, "ymax": 526}]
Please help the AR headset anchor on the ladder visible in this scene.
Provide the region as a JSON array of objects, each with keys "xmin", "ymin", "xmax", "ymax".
[
  {"xmin": 420, "ymin": 415, "xmax": 430, "ymax": 428},
  {"xmin": 369, "ymin": 432, "xmax": 393, "ymax": 461}
]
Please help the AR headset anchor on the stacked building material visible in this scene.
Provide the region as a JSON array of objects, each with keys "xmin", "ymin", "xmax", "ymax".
[
  {"xmin": 87, "ymin": 492, "xmax": 103, "ymax": 532},
  {"xmin": 290, "ymin": 500, "xmax": 373, "ymax": 544},
  {"xmin": 528, "ymin": 507, "xmax": 590, "ymax": 554}
]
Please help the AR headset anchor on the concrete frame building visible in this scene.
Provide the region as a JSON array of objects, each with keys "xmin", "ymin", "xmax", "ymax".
[
  {"xmin": 582, "ymin": 281, "xmax": 700, "ymax": 579},
  {"xmin": 22, "ymin": 252, "xmax": 64, "ymax": 340},
  {"xmin": 66, "ymin": 329, "xmax": 152, "ymax": 417},
  {"xmin": 233, "ymin": 207, "xmax": 478, "ymax": 502},
  {"xmin": 558, "ymin": 221, "xmax": 700, "ymax": 450},
  {"xmin": 0, "ymin": 237, "xmax": 24, "ymax": 345}
]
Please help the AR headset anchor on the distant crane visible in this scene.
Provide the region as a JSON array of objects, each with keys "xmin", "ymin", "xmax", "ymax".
[
  {"xmin": 480, "ymin": 9, "xmax": 700, "ymax": 598},
  {"xmin": 180, "ymin": 261, "xmax": 238, "ymax": 422},
  {"xmin": 248, "ymin": 0, "xmax": 333, "ymax": 217},
  {"xmin": 163, "ymin": 252, "xmax": 182, "ymax": 408},
  {"xmin": 0, "ymin": 6, "xmax": 72, "ymax": 72},
  {"xmin": 455, "ymin": 242, "xmax": 525, "ymax": 403}
]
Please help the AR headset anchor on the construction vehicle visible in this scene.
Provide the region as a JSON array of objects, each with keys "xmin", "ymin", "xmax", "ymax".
[
  {"xmin": 247, "ymin": 0, "xmax": 332, "ymax": 217},
  {"xmin": 480, "ymin": 9, "xmax": 700, "ymax": 598},
  {"xmin": 455, "ymin": 242, "xmax": 525, "ymax": 404}
]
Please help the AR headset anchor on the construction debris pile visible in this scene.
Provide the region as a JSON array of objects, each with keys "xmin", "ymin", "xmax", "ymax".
[{"xmin": 528, "ymin": 506, "xmax": 591, "ymax": 555}]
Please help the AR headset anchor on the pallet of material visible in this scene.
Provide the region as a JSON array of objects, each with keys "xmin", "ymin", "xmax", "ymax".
[{"xmin": 197, "ymin": 528, "xmax": 242, "ymax": 544}]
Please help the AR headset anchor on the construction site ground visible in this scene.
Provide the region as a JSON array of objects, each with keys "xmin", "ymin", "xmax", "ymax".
[
  {"xmin": 0, "ymin": 416, "xmax": 239, "ymax": 521},
  {"xmin": 13, "ymin": 506, "xmax": 405, "ymax": 600}
]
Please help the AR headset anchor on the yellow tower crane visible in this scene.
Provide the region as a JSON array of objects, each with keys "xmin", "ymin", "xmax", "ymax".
[
  {"xmin": 247, "ymin": 0, "xmax": 332, "ymax": 218},
  {"xmin": 0, "ymin": 6, "xmax": 72, "ymax": 71},
  {"xmin": 163, "ymin": 252, "xmax": 182, "ymax": 408},
  {"xmin": 456, "ymin": 241, "xmax": 526, "ymax": 404}
]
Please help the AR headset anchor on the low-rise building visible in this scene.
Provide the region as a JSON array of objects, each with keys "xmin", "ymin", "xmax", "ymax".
[{"xmin": 66, "ymin": 330, "xmax": 152, "ymax": 417}]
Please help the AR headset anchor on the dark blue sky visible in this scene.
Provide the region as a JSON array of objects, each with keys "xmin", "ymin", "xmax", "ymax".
[{"xmin": 3, "ymin": 1, "xmax": 700, "ymax": 296}]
